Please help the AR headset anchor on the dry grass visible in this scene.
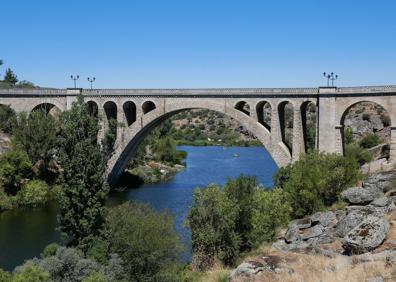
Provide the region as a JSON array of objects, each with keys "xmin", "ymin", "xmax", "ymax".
[{"xmin": 230, "ymin": 246, "xmax": 396, "ymax": 282}]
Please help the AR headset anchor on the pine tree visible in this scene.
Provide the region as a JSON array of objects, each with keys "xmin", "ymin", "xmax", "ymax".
[
  {"xmin": 4, "ymin": 68, "xmax": 18, "ymax": 85},
  {"xmin": 57, "ymin": 96, "xmax": 109, "ymax": 245}
]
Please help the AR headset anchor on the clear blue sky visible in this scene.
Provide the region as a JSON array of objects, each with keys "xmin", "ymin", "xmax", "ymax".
[{"xmin": 1, "ymin": 0, "xmax": 395, "ymax": 89}]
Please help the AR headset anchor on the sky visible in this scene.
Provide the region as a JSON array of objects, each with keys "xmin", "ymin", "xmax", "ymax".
[{"xmin": 1, "ymin": 0, "xmax": 396, "ymax": 89}]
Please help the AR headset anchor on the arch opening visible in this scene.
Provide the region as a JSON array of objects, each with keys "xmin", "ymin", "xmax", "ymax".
[
  {"xmin": 301, "ymin": 101, "xmax": 317, "ymax": 151},
  {"xmin": 86, "ymin": 101, "xmax": 99, "ymax": 117},
  {"xmin": 109, "ymin": 107, "xmax": 281, "ymax": 187},
  {"xmin": 142, "ymin": 101, "xmax": 156, "ymax": 114},
  {"xmin": 235, "ymin": 101, "xmax": 250, "ymax": 116},
  {"xmin": 256, "ymin": 101, "xmax": 271, "ymax": 130},
  {"xmin": 123, "ymin": 101, "xmax": 136, "ymax": 126},
  {"xmin": 32, "ymin": 103, "xmax": 60, "ymax": 116},
  {"xmin": 278, "ymin": 101, "xmax": 294, "ymax": 153},
  {"xmin": 341, "ymin": 101, "xmax": 391, "ymax": 164},
  {"xmin": 103, "ymin": 101, "xmax": 118, "ymax": 139}
]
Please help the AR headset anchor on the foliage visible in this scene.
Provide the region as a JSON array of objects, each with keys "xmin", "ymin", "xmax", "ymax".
[
  {"xmin": 223, "ymin": 175, "xmax": 257, "ymax": 250},
  {"xmin": 359, "ymin": 133, "xmax": 382, "ymax": 149},
  {"xmin": 41, "ymin": 243, "xmax": 60, "ymax": 258},
  {"xmin": 13, "ymin": 263, "xmax": 50, "ymax": 282},
  {"xmin": 102, "ymin": 118, "xmax": 121, "ymax": 157},
  {"xmin": 17, "ymin": 180, "xmax": 49, "ymax": 207},
  {"xmin": 0, "ymin": 104, "xmax": 15, "ymax": 133},
  {"xmin": 105, "ymin": 202, "xmax": 183, "ymax": 281},
  {"xmin": 344, "ymin": 143, "xmax": 373, "ymax": 165},
  {"xmin": 362, "ymin": 113, "xmax": 371, "ymax": 121},
  {"xmin": 274, "ymin": 150, "xmax": 361, "ymax": 218},
  {"xmin": 82, "ymin": 235, "xmax": 110, "ymax": 265},
  {"xmin": 82, "ymin": 272, "xmax": 107, "ymax": 282},
  {"xmin": 249, "ymin": 188, "xmax": 291, "ymax": 244},
  {"xmin": 344, "ymin": 127, "xmax": 354, "ymax": 144},
  {"xmin": 12, "ymin": 111, "xmax": 58, "ymax": 180},
  {"xmin": 381, "ymin": 114, "xmax": 391, "ymax": 127},
  {"xmin": 0, "ymin": 190, "xmax": 15, "ymax": 211},
  {"xmin": 0, "ymin": 268, "xmax": 11, "ymax": 282},
  {"xmin": 0, "ymin": 147, "xmax": 32, "ymax": 195},
  {"xmin": 154, "ymin": 136, "xmax": 184, "ymax": 164},
  {"xmin": 3, "ymin": 68, "xmax": 18, "ymax": 85},
  {"xmin": 188, "ymin": 184, "xmax": 239, "ymax": 270},
  {"xmin": 57, "ymin": 96, "xmax": 109, "ymax": 245}
]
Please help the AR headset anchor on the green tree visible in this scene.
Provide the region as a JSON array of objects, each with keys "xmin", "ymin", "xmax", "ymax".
[
  {"xmin": 57, "ymin": 96, "xmax": 109, "ymax": 245},
  {"xmin": 105, "ymin": 202, "xmax": 183, "ymax": 281},
  {"xmin": 12, "ymin": 111, "xmax": 58, "ymax": 180},
  {"xmin": 17, "ymin": 180, "xmax": 50, "ymax": 207},
  {"xmin": 249, "ymin": 188, "xmax": 291, "ymax": 245},
  {"xmin": 224, "ymin": 175, "xmax": 257, "ymax": 251},
  {"xmin": 12, "ymin": 263, "xmax": 50, "ymax": 282},
  {"xmin": 0, "ymin": 148, "xmax": 32, "ymax": 195},
  {"xmin": 0, "ymin": 104, "xmax": 15, "ymax": 133},
  {"xmin": 359, "ymin": 133, "xmax": 382, "ymax": 149},
  {"xmin": 187, "ymin": 184, "xmax": 240, "ymax": 270},
  {"xmin": 0, "ymin": 268, "xmax": 11, "ymax": 282},
  {"xmin": 275, "ymin": 150, "xmax": 361, "ymax": 218},
  {"xmin": 344, "ymin": 143, "xmax": 372, "ymax": 165},
  {"xmin": 4, "ymin": 68, "xmax": 18, "ymax": 85}
]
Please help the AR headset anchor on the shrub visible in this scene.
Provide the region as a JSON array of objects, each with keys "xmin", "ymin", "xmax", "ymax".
[
  {"xmin": 13, "ymin": 263, "xmax": 50, "ymax": 282},
  {"xmin": 17, "ymin": 180, "xmax": 49, "ymax": 207},
  {"xmin": 0, "ymin": 104, "xmax": 15, "ymax": 133},
  {"xmin": 41, "ymin": 243, "xmax": 60, "ymax": 258},
  {"xmin": 381, "ymin": 114, "xmax": 391, "ymax": 127},
  {"xmin": 0, "ymin": 190, "xmax": 15, "ymax": 211},
  {"xmin": 344, "ymin": 127, "xmax": 354, "ymax": 144},
  {"xmin": 0, "ymin": 268, "xmax": 11, "ymax": 282},
  {"xmin": 249, "ymin": 188, "xmax": 291, "ymax": 245},
  {"xmin": 275, "ymin": 150, "xmax": 361, "ymax": 218},
  {"xmin": 359, "ymin": 133, "xmax": 382, "ymax": 149},
  {"xmin": 105, "ymin": 202, "xmax": 183, "ymax": 281},
  {"xmin": 82, "ymin": 272, "xmax": 107, "ymax": 282},
  {"xmin": 0, "ymin": 147, "xmax": 32, "ymax": 195},
  {"xmin": 344, "ymin": 143, "xmax": 373, "ymax": 165}
]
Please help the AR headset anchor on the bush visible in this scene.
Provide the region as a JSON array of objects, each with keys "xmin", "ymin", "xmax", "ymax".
[
  {"xmin": 381, "ymin": 114, "xmax": 391, "ymax": 127},
  {"xmin": 105, "ymin": 202, "xmax": 183, "ymax": 281},
  {"xmin": 41, "ymin": 243, "xmax": 60, "ymax": 258},
  {"xmin": 0, "ymin": 147, "xmax": 32, "ymax": 195},
  {"xmin": 17, "ymin": 180, "xmax": 49, "ymax": 207},
  {"xmin": 249, "ymin": 188, "xmax": 291, "ymax": 245},
  {"xmin": 0, "ymin": 268, "xmax": 11, "ymax": 282},
  {"xmin": 0, "ymin": 104, "xmax": 15, "ymax": 133},
  {"xmin": 13, "ymin": 263, "xmax": 50, "ymax": 282},
  {"xmin": 359, "ymin": 133, "xmax": 382, "ymax": 149},
  {"xmin": 275, "ymin": 150, "xmax": 361, "ymax": 218},
  {"xmin": 0, "ymin": 190, "xmax": 15, "ymax": 211},
  {"xmin": 344, "ymin": 127, "xmax": 354, "ymax": 144},
  {"xmin": 345, "ymin": 143, "xmax": 373, "ymax": 165}
]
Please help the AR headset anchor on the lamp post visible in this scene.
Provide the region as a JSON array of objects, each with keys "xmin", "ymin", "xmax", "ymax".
[
  {"xmin": 323, "ymin": 72, "xmax": 338, "ymax": 87},
  {"xmin": 70, "ymin": 75, "xmax": 80, "ymax": 88},
  {"xmin": 87, "ymin": 77, "xmax": 96, "ymax": 90}
]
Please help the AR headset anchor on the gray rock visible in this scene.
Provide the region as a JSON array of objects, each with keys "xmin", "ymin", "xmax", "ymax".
[
  {"xmin": 341, "ymin": 187, "xmax": 379, "ymax": 205},
  {"xmin": 342, "ymin": 215, "xmax": 390, "ymax": 254},
  {"xmin": 366, "ymin": 277, "xmax": 384, "ymax": 282},
  {"xmin": 310, "ymin": 211, "xmax": 336, "ymax": 227},
  {"xmin": 370, "ymin": 197, "xmax": 389, "ymax": 207},
  {"xmin": 335, "ymin": 206, "xmax": 379, "ymax": 237},
  {"xmin": 317, "ymin": 233, "xmax": 335, "ymax": 244},
  {"xmin": 291, "ymin": 218, "xmax": 312, "ymax": 229},
  {"xmin": 284, "ymin": 224, "xmax": 300, "ymax": 243},
  {"xmin": 229, "ymin": 261, "xmax": 264, "ymax": 280},
  {"xmin": 300, "ymin": 225, "xmax": 325, "ymax": 240},
  {"xmin": 363, "ymin": 172, "xmax": 395, "ymax": 193}
]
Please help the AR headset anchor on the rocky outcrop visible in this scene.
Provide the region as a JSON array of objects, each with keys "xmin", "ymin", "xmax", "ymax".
[
  {"xmin": 341, "ymin": 187, "xmax": 380, "ymax": 205},
  {"xmin": 342, "ymin": 215, "xmax": 389, "ymax": 254}
]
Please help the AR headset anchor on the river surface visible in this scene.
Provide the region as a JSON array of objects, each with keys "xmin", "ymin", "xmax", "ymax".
[{"xmin": 0, "ymin": 146, "xmax": 278, "ymax": 271}]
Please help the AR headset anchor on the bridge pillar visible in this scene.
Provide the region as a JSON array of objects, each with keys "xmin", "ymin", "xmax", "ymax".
[
  {"xmin": 317, "ymin": 88, "xmax": 340, "ymax": 154},
  {"xmin": 292, "ymin": 108, "xmax": 305, "ymax": 161},
  {"xmin": 98, "ymin": 107, "xmax": 105, "ymax": 142},
  {"xmin": 389, "ymin": 127, "xmax": 396, "ymax": 164},
  {"xmin": 270, "ymin": 106, "xmax": 282, "ymax": 148}
]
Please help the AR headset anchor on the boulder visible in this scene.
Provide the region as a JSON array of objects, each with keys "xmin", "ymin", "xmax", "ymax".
[
  {"xmin": 284, "ymin": 224, "xmax": 300, "ymax": 243},
  {"xmin": 300, "ymin": 225, "xmax": 325, "ymax": 240},
  {"xmin": 291, "ymin": 218, "xmax": 312, "ymax": 229},
  {"xmin": 229, "ymin": 261, "xmax": 264, "ymax": 280},
  {"xmin": 310, "ymin": 211, "xmax": 336, "ymax": 227},
  {"xmin": 342, "ymin": 215, "xmax": 389, "ymax": 254},
  {"xmin": 341, "ymin": 187, "xmax": 380, "ymax": 205},
  {"xmin": 335, "ymin": 206, "xmax": 380, "ymax": 237},
  {"xmin": 363, "ymin": 172, "xmax": 394, "ymax": 193},
  {"xmin": 370, "ymin": 197, "xmax": 389, "ymax": 207}
]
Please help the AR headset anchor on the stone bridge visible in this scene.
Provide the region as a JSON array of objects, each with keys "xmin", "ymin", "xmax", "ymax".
[{"xmin": 1, "ymin": 85, "xmax": 396, "ymax": 187}]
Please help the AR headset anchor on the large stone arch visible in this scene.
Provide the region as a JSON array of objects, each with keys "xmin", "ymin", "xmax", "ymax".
[
  {"xmin": 107, "ymin": 100, "xmax": 291, "ymax": 187},
  {"xmin": 31, "ymin": 103, "xmax": 61, "ymax": 116}
]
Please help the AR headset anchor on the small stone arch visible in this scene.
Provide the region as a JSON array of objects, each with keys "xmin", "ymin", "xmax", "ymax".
[
  {"xmin": 278, "ymin": 101, "xmax": 294, "ymax": 153},
  {"xmin": 235, "ymin": 101, "xmax": 250, "ymax": 116},
  {"xmin": 31, "ymin": 103, "xmax": 60, "ymax": 116},
  {"xmin": 86, "ymin": 100, "xmax": 99, "ymax": 117},
  {"xmin": 300, "ymin": 101, "xmax": 317, "ymax": 151},
  {"xmin": 256, "ymin": 101, "xmax": 271, "ymax": 130},
  {"xmin": 103, "ymin": 101, "xmax": 117, "ymax": 121},
  {"xmin": 142, "ymin": 101, "xmax": 156, "ymax": 114},
  {"xmin": 123, "ymin": 101, "xmax": 136, "ymax": 126}
]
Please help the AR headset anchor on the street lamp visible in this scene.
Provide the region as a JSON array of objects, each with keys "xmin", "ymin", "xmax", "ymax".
[
  {"xmin": 87, "ymin": 77, "xmax": 96, "ymax": 90},
  {"xmin": 323, "ymin": 72, "xmax": 338, "ymax": 87},
  {"xmin": 70, "ymin": 75, "xmax": 80, "ymax": 88}
]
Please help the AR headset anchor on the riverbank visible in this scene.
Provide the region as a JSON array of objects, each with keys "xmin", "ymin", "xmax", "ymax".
[{"xmin": 126, "ymin": 161, "xmax": 185, "ymax": 184}]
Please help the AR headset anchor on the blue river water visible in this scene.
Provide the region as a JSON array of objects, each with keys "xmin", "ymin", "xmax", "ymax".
[{"xmin": 0, "ymin": 146, "xmax": 278, "ymax": 271}]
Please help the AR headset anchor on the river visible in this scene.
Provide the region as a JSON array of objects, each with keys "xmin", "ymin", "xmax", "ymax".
[{"xmin": 0, "ymin": 146, "xmax": 278, "ymax": 271}]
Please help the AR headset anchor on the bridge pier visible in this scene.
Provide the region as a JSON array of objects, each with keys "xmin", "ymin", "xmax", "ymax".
[{"xmin": 292, "ymin": 107, "xmax": 305, "ymax": 161}]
